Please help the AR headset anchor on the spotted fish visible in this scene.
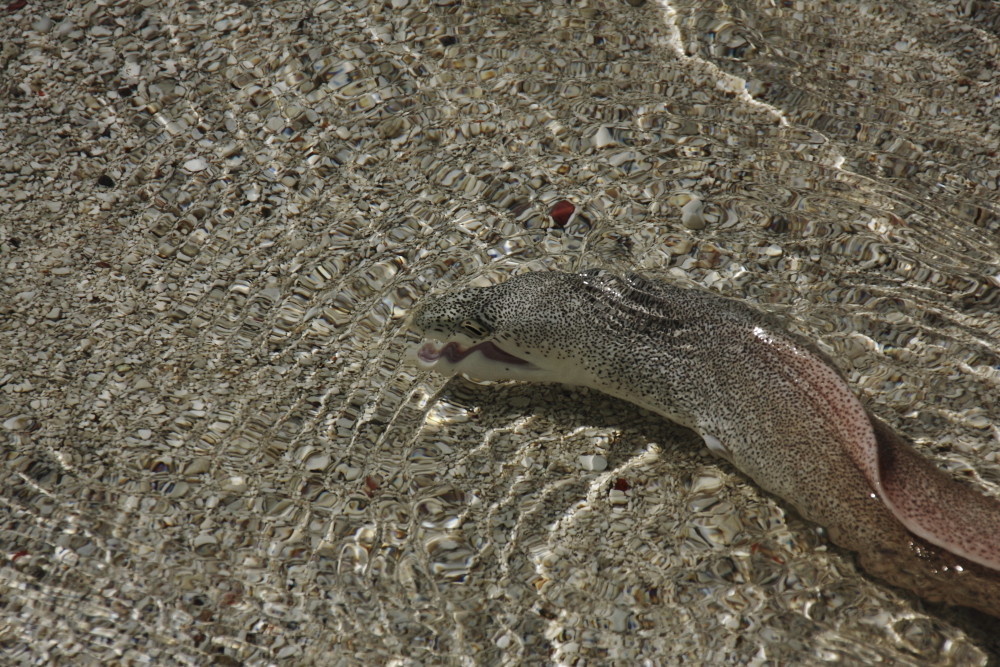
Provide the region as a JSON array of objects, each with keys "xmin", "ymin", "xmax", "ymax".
[{"xmin": 410, "ymin": 269, "xmax": 1000, "ymax": 616}]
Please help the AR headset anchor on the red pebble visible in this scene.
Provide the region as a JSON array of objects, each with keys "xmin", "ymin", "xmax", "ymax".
[
  {"xmin": 363, "ymin": 476, "xmax": 379, "ymax": 496},
  {"xmin": 613, "ymin": 478, "xmax": 631, "ymax": 491},
  {"xmin": 548, "ymin": 200, "xmax": 575, "ymax": 226},
  {"xmin": 6, "ymin": 0, "xmax": 27, "ymax": 11}
]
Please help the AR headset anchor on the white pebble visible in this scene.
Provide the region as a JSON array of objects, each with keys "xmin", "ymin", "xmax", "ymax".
[
  {"xmin": 579, "ymin": 454, "xmax": 607, "ymax": 472},
  {"xmin": 592, "ymin": 126, "xmax": 616, "ymax": 148},
  {"xmin": 305, "ymin": 452, "xmax": 330, "ymax": 471},
  {"xmin": 183, "ymin": 158, "xmax": 208, "ymax": 172},
  {"xmin": 221, "ymin": 476, "xmax": 247, "ymax": 492},
  {"xmin": 3, "ymin": 415, "xmax": 33, "ymax": 431},
  {"xmin": 32, "ymin": 17, "xmax": 54, "ymax": 33},
  {"xmin": 681, "ymin": 197, "xmax": 706, "ymax": 230},
  {"xmin": 609, "ymin": 608, "xmax": 629, "ymax": 632}
]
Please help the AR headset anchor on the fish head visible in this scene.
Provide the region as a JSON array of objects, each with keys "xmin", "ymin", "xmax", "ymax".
[{"xmin": 409, "ymin": 271, "xmax": 593, "ymax": 383}]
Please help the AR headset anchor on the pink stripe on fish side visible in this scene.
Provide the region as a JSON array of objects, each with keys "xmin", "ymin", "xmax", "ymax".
[{"xmin": 776, "ymin": 339, "xmax": 1000, "ymax": 571}]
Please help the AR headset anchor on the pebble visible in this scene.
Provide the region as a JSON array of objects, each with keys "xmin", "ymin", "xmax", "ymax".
[
  {"xmin": 549, "ymin": 200, "xmax": 575, "ymax": 226},
  {"xmin": 182, "ymin": 158, "xmax": 208, "ymax": 172},
  {"xmin": 3, "ymin": 415, "xmax": 33, "ymax": 431},
  {"xmin": 680, "ymin": 197, "xmax": 706, "ymax": 230},
  {"xmin": 579, "ymin": 454, "xmax": 608, "ymax": 472},
  {"xmin": 763, "ymin": 244, "xmax": 783, "ymax": 257},
  {"xmin": 304, "ymin": 452, "xmax": 330, "ymax": 471},
  {"xmin": 592, "ymin": 126, "xmax": 616, "ymax": 148},
  {"xmin": 31, "ymin": 17, "xmax": 54, "ymax": 33}
]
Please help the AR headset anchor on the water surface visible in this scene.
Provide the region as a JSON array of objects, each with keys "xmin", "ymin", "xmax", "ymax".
[{"xmin": 2, "ymin": 0, "xmax": 999, "ymax": 663}]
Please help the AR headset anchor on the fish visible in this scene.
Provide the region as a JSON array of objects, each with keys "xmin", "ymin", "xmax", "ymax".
[{"xmin": 409, "ymin": 269, "xmax": 1000, "ymax": 616}]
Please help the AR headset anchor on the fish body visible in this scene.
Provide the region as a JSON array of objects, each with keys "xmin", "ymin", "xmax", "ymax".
[{"xmin": 411, "ymin": 269, "xmax": 1000, "ymax": 616}]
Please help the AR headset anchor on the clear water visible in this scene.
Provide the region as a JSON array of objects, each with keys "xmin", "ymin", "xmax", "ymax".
[{"xmin": 2, "ymin": 0, "xmax": 999, "ymax": 664}]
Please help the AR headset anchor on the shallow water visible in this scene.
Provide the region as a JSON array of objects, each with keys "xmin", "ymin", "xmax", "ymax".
[{"xmin": 2, "ymin": 0, "xmax": 999, "ymax": 664}]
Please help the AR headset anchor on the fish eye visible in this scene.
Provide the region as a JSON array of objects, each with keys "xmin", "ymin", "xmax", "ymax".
[{"xmin": 460, "ymin": 318, "xmax": 491, "ymax": 338}]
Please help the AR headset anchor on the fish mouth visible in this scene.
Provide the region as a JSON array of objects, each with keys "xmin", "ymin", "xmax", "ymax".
[{"xmin": 417, "ymin": 339, "xmax": 534, "ymax": 368}]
